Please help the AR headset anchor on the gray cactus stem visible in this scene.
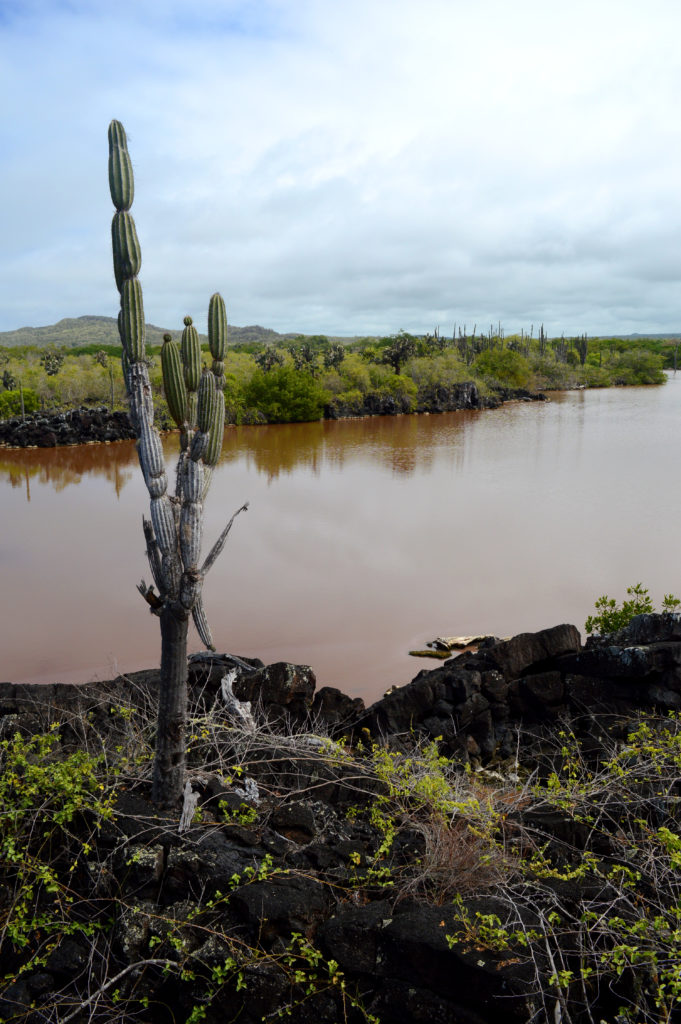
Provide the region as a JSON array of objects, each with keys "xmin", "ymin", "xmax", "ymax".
[
  {"xmin": 152, "ymin": 601, "xmax": 189, "ymax": 806},
  {"xmin": 192, "ymin": 594, "xmax": 215, "ymax": 651}
]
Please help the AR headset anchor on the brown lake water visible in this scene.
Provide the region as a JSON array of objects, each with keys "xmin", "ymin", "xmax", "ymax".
[{"xmin": 2, "ymin": 379, "xmax": 680, "ymax": 704}]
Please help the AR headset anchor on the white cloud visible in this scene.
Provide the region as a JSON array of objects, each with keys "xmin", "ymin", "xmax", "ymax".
[{"xmin": 1, "ymin": 0, "xmax": 681, "ymax": 336}]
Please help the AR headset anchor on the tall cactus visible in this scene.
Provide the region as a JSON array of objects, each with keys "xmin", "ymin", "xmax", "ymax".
[{"xmin": 107, "ymin": 120, "xmax": 247, "ymax": 808}]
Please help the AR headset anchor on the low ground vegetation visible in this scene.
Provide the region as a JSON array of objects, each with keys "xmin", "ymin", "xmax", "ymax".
[
  {"xmin": 0, "ymin": 330, "xmax": 669, "ymax": 425},
  {"xmin": 1, "ymin": 672, "xmax": 680, "ymax": 1023}
]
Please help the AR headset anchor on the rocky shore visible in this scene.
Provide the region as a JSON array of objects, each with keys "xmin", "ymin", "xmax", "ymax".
[
  {"xmin": 1, "ymin": 613, "xmax": 680, "ymax": 1023},
  {"xmin": 0, "ymin": 383, "xmax": 546, "ymax": 448},
  {"xmin": 0, "ymin": 406, "xmax": 137, "ymax": 448},
  {"xmin": 324, "ymin": 380, "xmax": 546, "ymax": 419}
]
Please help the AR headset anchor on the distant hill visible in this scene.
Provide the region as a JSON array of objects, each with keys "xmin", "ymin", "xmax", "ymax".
[
  {"xmin": 610, "ymin": 333, "xmax": 681, "ymax": 340},
  {"xmin": 0, "ymin": 316, "xmax": 357, "ymax": 349},
  {"xmin": 3, "ymin": 316, "xmax": 673, "ymax": 351}
]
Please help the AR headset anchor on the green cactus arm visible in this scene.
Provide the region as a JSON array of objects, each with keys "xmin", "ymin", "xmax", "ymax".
[
  {"xmin": 203, "ymin": 389, "xmax": 225, "ymax": 469},
  {"xmin": 197, "ymin": 368, "xmax": 218, "ymax": 435},
  {"xmin": 181, "ymin": 315, "xmax": 201, "ymax": 392},
  {"xmin": 120, "ymin": 278, "xmax": 146, "ymax": 363},
  {"xmin": 211, "ymin": 360, "xmax": 226, "ymax": 389},
  {"xmin": 190, "ymin": 431, "xmax": 209, "ymax": 461},
  {"xmin": 208, "ymin": 293, "xmax": 227, "ymax": 361},
  {"xmin": 112, "ymin": 211, "xmax": 141, "ymax": 293},
  {"xmin": 161, "ymin": 334, "xmax": 188, "ymax": 428},
  {"xmin": 120, "ymin": 343, "xmax": 131, "ymax": 396},
  {"xmin": 108, "ymin": 120, "xmax": 134, "ymax": 212},
  {"xmin": 186, "ymin": 391, "xmax": 198, "ymax": 431}
]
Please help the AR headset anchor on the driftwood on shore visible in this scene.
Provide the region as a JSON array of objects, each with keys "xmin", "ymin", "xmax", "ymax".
[
  {"xmin": 409, "ymin": 633, "xmax": 505, "ymax": 657},
  {"xmin": 429, "ymin": 633, "xmax": 497, "ymax": 650}
]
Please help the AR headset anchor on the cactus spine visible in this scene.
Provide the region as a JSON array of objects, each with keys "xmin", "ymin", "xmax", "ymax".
[{"xmin": 107, "ymin": 119, "xmax": 244, "ymax": 809}]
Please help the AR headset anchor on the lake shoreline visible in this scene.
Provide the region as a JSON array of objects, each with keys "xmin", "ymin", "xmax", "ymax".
[
  {"xmin": 4, "ymin": 371, "xmax": 674, "ymax": 448},
  {"xmin": 0, "ymin": 383, "xmax": 549, "ymax": 448}
]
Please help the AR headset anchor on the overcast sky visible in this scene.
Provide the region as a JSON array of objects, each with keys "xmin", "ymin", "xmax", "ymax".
[{"xmin": 2, "ymin": 0, "xmax": 681, "ymax": 338}]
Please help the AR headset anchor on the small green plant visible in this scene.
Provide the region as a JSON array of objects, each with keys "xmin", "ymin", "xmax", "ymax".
[
  {"xmin": 0, "ymin": 387, "xmax": 39, "ymax": 419},
  {"xmin": 0, "ymin": 726, "xmax": 116, "ymax": 985},
  {"xmin": 218, "ymin": 799, "xmax": 258, "ymax": 826},
  {"xmin": 585, "ymin": 583, "xmax": 680, "ymax": 635},
  {"xmin": 452, "ymin": 714, "xmax": 681, "ymax": 1023},
  {"xmin": 340, "ymin": 736, "xmax": 520, "ymax": 901},
  {"xmin": 447, "ymin": 896, "xmax": 541, "ymax": 953}
]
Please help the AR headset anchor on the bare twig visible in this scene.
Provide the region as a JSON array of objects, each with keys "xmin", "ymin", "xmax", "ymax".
[{"xmin": 58, "ymin": 959, "xmax": 176, "ymax": 1024}]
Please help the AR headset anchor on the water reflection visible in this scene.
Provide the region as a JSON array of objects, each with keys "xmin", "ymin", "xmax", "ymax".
[
  {"xmin": 218, "ymin": 413, "xmax": 471, "ymax": 482},
  {"xmin": 0, "ymin": 441, "xmax": 136, "ymax": 498},
  {"xmin": 0, "ymin": 413, "xmax": 474, "ymax": 500}
]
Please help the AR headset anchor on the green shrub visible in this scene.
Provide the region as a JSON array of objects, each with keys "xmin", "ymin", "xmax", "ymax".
[
  {"xmin": 377, "ymin": 371, "xmax": 418, "ymax": 405},
  {"xmin": 367, "ymin": 363, "xmax": 417, "ymax": 402},
  {"xmin": 0, "ymin": 388, "xmax": 40, "ymax": 419},
  {"xmin": 585, "ymin": 583, "xmax": 680, "ymax": 635},
  {"xmin": 243, "ymin": 365, "xmax": 328, "ymax": 423},
  {"xmin": 581, "ymin": 363, "xmax": 611, "ymax": 388},
  {"xmin": 473, "ymin": 349, "xmax": 532, "ymax": 389},
  {"xmin": 326, "ymin": 387, "xmax": 366, "ymax": 415},
  {"xmin": 610, "ymin": 350, "xmax": 666, "ymax": 385},
  {"xmin": 405, "ymin": 352, "xmax": 469, "ymax": 389},
  {"xmin": 221, "ymin": 372, "xmax": 247, "ymax": 423},
  {"xmin": 530, "ymin": 356, "xmax": 578, "ymax": 390}
]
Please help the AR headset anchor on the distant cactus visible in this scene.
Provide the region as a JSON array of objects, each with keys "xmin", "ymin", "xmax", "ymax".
[
  {"xmin": 39, "ymin": 350, "xmax": 64, "ymax": 377},
  {"xmin": 107, "ymin": 120, "xmax": 247, "ymax": 808},
  {"xmin": 574, "ymin": 333, "xmax": 589, "ymax": 366},
  {"xmin": 254, "ymin": 346, "xmax": 285, "ymax": 372},
  {"xmin": 288, "ymin": 342, "xmax": 318, "ymax": 375},
  {"xmin": 323, "ymin": 343, "xmax": 346, "ymax": 371}
]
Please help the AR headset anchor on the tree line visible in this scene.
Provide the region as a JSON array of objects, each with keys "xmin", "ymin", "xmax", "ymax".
[{"xmin": 0, "ymin": 326, "xmax": 669, "ymax": 423}]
